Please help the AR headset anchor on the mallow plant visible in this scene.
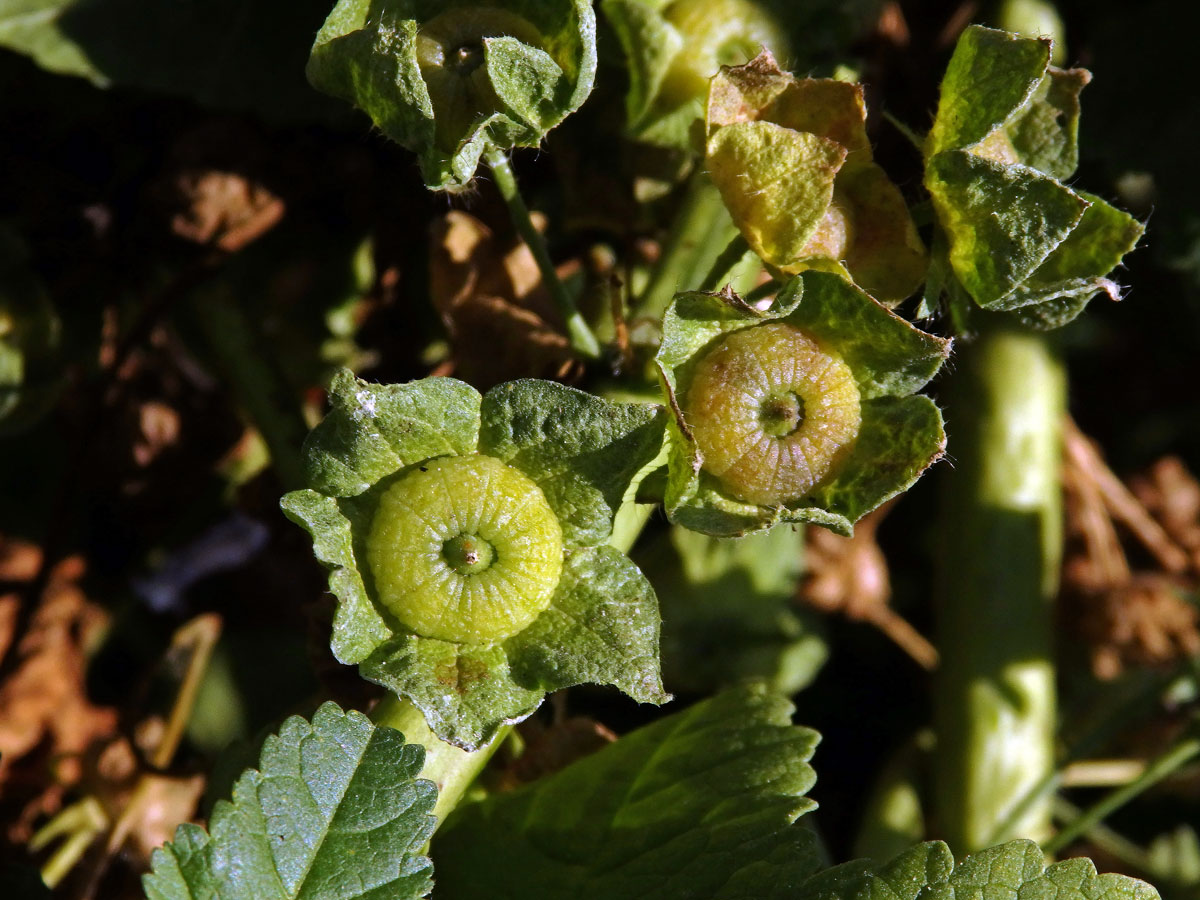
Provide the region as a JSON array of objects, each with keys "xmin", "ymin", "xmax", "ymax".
[{"xmin": 129, "ymin": 5, "xmax": 1170, "ymax": 900}]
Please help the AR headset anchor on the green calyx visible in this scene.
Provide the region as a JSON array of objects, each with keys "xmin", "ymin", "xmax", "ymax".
[
  {"xmin": 307, "ymin": 0, "xmax": 598, "ymax": 192},
  {"xmin": 657, "ymin": 272, "xmax": 950, "ymax": 537},
  {"xmin": 601, "ymin": 0, "xmax": 789, "ymax": 152},
  {"xmin": 281, "ymin": 371, "xmax": 668, "ymax": 749},
  {"xmin": 924, "ymin": 25, "xmax": 1143, "ymax": 328},
  {"xmin": 705, "ymin": 52, "xmax": 928, "ymax": 304}
]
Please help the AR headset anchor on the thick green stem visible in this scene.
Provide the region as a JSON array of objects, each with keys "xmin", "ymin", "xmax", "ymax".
[
  {"xmin": 636, "ymin": 172, "xmax": 741, "ymax": 319},
  {"xmin": 484, "ymin": 149, "xmax": 600, "ymax": 360},
  {"xmin": 934, "ymin": 323, "xmax": 1064, "ymax": 852},
  {"xmin": 372, "ymin": 695, "xmax": 508, "ymax": 831}
]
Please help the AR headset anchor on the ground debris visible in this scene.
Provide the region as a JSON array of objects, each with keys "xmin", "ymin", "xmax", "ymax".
[
  {"xmin": 1061, "ymin": 420, "xmax": 1200, "ymax": 679},
  {"xmin": 799, "ymin": 500, "xmax": 939, "ymax": 670}
]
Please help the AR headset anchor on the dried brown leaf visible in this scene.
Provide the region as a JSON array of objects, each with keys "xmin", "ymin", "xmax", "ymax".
[
  {"xmin": 429, "ymin": 211, "xmax": 580, "ymax": 389},
  {"xmin": 168, "ymin": 170, "xmax": 284, "ymax": 252}
]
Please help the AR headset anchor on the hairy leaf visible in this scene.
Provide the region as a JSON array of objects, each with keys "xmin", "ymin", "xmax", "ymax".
[
  {"xmin": 143, "ymin": 702, "xmax": 437, "ymax": 900},
  {"xmin": 433, "ymin": 683, "xmax": 824, "ymax": 899}
]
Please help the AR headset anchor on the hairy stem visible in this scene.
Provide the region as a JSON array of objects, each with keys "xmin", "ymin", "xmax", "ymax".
[
  {"xmin": 372, "ymin": 696, "xmax": 508, "ymax": 831},
  {"xmin": 934, "ymin": 323, "xmax": 1063, "ymax": 852},
  {"xmin": 484, "ymin": 148, "xmax": 600, "ymax": 360}
]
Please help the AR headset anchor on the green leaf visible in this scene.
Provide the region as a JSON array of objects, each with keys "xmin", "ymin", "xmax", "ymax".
[
  {"xmin": 601, "ymin": 0, "xmax": 789, "ymax": 152},
  {"xmin": 307, "ymin": 0, "xmax": 597, "ymax": 192},
  {"xmin": 925, "ymin": 150, "xmax": 1087, "ymax": 310},
  {"xmin": 301, "ymin": 370, "xmax": 481, "ymax": 498},
  {"xmin": 143, "ymin": 702, "xmax": 437, "ymax": 900},
  {"xmin": 782, "ymin": 273, "xmax": 952, "ymax": 399},
  {"xmin": 809, "ymin": 396, "xmax": 946, "ymax": 525},
  {"xmin": 360, "ymin": 545, "xmax": 667, "ymax": 749},
  {"xmin": 506, "ymin": 545, "xmax": 669, "ymax": 704},
  {"xmin": 926, "ymin": 25, "xmax": 1050, "ymax": 157},
  {"xmin": 0, "ymin": 0, "xmax": 341, "ymax": 120},
  {"xmin": 360, "ymin": 636, "xmax": 545, "ymax": 751},
  {"xmin": 656, "ymin": 272, "xmax": 949, "ymax": 536},
  {"xmin": 432, "ymin": 683, "xmax": 824, "ymax": 900},
  {"xmin": 638, "ymin": 524, "xmax": 828, "ymax": 694},
  {"xmin": 479, "ymin": 379, "xmax": 667, "ymax": 547},
  {"xmin": 1005, "ymin": 66, "xmax": 1090, "ymax": 181},
  {"xmin": 707, "ymin": 121, "xmax": 846, "ymax": 270},
  {"xmin": 719, "ymin": 838, "xmax": 1162, "ymax": 900},
  {"xmin": 280, "ymin": 489, "xmax": 391, "ymax": 665}
]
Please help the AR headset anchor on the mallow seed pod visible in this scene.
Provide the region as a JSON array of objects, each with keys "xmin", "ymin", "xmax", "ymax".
[
  {"xmin": 657, "ymin": 272, "xmax": 951, "ymax": 537},
  {"xmin": 367, "ymin": 455, "xmax": 563, "ymax": 643},
  {"xmin": 683, "ymin": 323, "xmax": 861, "ymax": 506},
  {"xmin": 282, "ymin": 372, "xmax": 668, "ymax": 749}
]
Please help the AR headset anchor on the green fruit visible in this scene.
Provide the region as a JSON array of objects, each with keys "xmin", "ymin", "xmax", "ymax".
[
  {"xmin": 366, "ymin": 454, "xmax": 563, "ymax": 644},
  {"xmin": 416, "ymin": 7, "xmax": 544, "ymax": 152},
  {"xmin": 659, "ymin": 0, "xmax": 789, "ymax": 107},
  {"xmin": 683, "ymin": 322, "xmax": 861, "ymax": 505}
]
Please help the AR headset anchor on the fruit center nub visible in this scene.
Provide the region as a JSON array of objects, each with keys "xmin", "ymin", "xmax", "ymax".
[
  {"xmin": 451, "ymin": 42, "xmax": 484, "ymax": 73},
  {"xmin": 759, "ymin": 391, "xmax": 805, "ymax": 437},
  {"xmin": 442, "ymin": 534, "xmax": 496, "ymax": 575}
]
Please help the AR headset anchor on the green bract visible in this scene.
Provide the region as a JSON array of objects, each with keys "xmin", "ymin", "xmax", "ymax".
[
  {"xmin": 656, "ymin": 272, "xmax": 950, "ymax": 537},
  {"xmin": 706, "ymin": 52, "xmax": 927, "ymax": 304},
  {"xmin": 306, "ymin": 0, "xmax": 597, "ymax": 192},
  {"xmin": 281, "ymin": 371, "xmax": 669, "ymax": 749},
  {"xmin": 602, "ymin": 0, "xmax": 789, "ymax": 152},
  {"xmin": 924, "ymin": 25, "xmax": 1143, "ymax": 328}
]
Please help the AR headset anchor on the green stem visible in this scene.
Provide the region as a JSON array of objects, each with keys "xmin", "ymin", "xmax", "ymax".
[
  {"xmin": 699, "ymin": 234, "xmax": 751, "ymax": 293},
  {"xmin": 484, "ymin": 148, "xmax": 600, "ymax": 360},
  {"xmin": 934, "ymin": 323, "xmax": 1064, "ymax": 853},
  {"xmin": 636, "ymin": 171, "xmax": 740, "ymax": 319},
  {"xmin": 1044, "ymin": 732, "xmax": 1200, "ymax": 855},
  {"xmin": 372, "ymin": 695, "xmax": 508, "ymax": 831}
]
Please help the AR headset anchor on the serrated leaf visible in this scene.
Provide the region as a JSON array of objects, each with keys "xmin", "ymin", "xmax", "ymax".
[
  {"xmin": 718, "ymin": 838, "xmax": 1162, "ymax": 900},
  {"xmin": 432, "ymin": 683, "xmax": 824, "ymax": 900},
  {"xmin": 143, "ymin": 702, "xmax": 437, "ymax": 900},
  {"xmin": 925, "ymin": 150, "xmax": 1087, "ymax": 310},
  {"xmin": 656, "ymin": 272, "xmax": 949, "ymax": 537},
  {"xmin": 927, "ymin": 26, "xmax": 1050, "ymax": 157},
  {"xmin": 478, "ymin": 379, "xmax": 667, "ymax": 547},
  {"xmin": 638, "ymin": 524, "xmax": 828, "ymax": 694}
]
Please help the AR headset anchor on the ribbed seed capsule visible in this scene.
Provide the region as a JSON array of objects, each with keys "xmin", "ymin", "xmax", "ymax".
[
  {"xmin": 366, "ymin": 455, "xmax": 563, "ymax": 644},
  {"xmin": 683, "ymin": 323, "xmax": 861, "ymax": 506}
]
